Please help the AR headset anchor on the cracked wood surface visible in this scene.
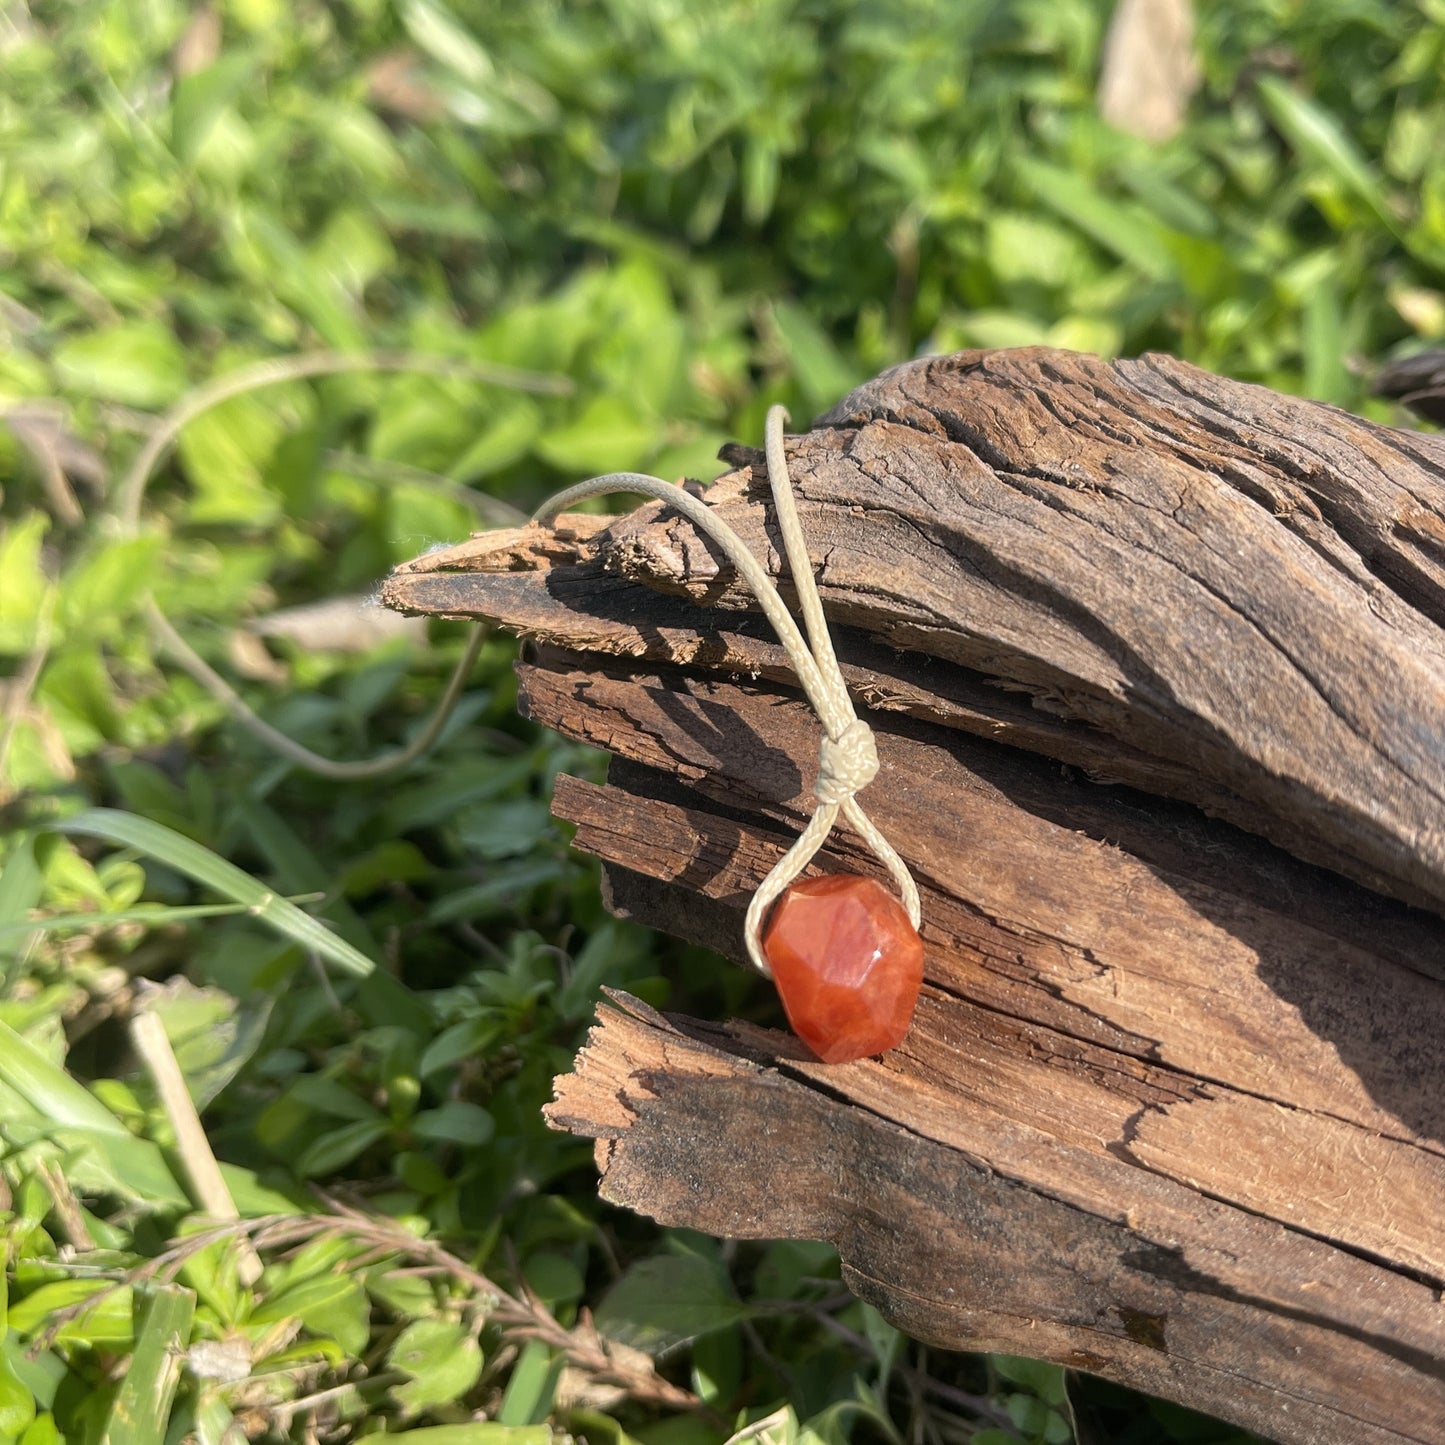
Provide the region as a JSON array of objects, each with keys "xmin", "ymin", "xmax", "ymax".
[
  {"xmin": 391, "ymin": 348, "xmax": 1445, "ymax": 914},
  {"xmin": 546, "ymin": 996, "xmax": 1445, "ymax": 1445},
  {"xmin": 383, "ymin": 347, "xmax": 1445, "ymax": 1443}
]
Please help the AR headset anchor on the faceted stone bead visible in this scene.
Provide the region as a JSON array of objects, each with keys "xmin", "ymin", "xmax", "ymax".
[{"xmin": 761, "ymin": 874, "xmax": 924, "ymax": 1064}]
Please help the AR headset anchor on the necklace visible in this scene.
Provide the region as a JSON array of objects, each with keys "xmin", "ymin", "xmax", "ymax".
[{"xmin": 536, "ymin": 406, "xmax": 923, "ymax": 1063}]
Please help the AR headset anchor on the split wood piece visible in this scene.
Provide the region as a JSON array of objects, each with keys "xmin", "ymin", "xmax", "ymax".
[
  {"xmin": 380, "ymin": 345, "xmax": 1445, "ymax": 1441},
  {"xmin": 386, "ymin": 347, "xmax": 1445, "ymax": 916},
  {"xmin": 531, "ymin": 674, "xmax": 1445, "ymax": 1443},
  {"xmin": 547, "ymin": 995, "xmax": 1445, "ymax": 1445},
  {"xmin": 387, "ymin": 564, "xmax": 1254, "ymax": 840},
  {"xmin": 523, "ymin": 661, "xmax": 1445, "ymax": 1261}
]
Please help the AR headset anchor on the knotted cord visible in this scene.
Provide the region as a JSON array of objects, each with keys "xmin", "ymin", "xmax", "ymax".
[{"xmin": 534, "ymin": 404, "xmax": 921, "ymax": 978}]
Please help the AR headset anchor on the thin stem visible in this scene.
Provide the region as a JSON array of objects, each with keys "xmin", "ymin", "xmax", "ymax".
[
  {"xmin": 147, "ymin": 599, "xmax": 487, "ymax": 782},
  {"xmin": 118, "ymin": 350, "xmax": 552, "ymax": 781},
  {"xmin": 130, "ymin": 1008, "xmax": 264, "ymax": 1286},
  {"xmin": 116, "ymin": 350, "xmax": 570, "ymax": 533}
]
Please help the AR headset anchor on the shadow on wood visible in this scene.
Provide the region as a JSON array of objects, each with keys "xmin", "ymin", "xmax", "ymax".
[{"xmin": 384, "ymin": 347, "xmax": 1445, "ymax": 1445}]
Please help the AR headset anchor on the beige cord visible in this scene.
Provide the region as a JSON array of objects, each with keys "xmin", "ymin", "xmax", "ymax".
[{"xmin": 534, "ymin": 404, "xmax": 920, "ymax": 977}]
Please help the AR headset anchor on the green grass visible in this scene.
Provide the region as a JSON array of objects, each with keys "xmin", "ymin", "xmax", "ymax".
[{"xmin": 1, "ymin": 0, "xmax": 1441, "ymax": 1440}]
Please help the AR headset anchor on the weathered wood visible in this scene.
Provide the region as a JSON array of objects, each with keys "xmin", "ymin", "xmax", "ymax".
[
  {"xmin": 383, "ymin": 347, "xmax": 1445, "ymax": 1444},
  {"xmin": 547, "ymin": 997, "xmax": 1445, "ymax": 1445},
  {"xmin": 527, "ymin": 664, "xmax": 1445, "ymax": 1261},
  {"xmin": 393, "ymin": 350, "xmax": 1445, "ymax": 914}
]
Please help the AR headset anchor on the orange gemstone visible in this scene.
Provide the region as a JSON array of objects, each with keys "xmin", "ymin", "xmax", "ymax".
[{"xmin": 761, "ymin": 874, "xmax": 924, "ymax": 1064}]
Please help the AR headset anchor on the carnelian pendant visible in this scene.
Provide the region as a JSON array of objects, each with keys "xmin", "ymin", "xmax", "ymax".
[{"xmin": 761, "ymin": 874, "xmax": 924, "ymax": 1064}]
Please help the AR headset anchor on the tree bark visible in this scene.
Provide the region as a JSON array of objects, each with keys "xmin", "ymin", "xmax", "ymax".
[{"xmin": 383, "ymin": 347, "xmax": 1445, "ymax": 1445}]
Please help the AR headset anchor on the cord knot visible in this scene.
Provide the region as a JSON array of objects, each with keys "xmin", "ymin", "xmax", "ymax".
[{"xmin": 816, "ymin": 718, "xmax": 879, "ymax": 805}]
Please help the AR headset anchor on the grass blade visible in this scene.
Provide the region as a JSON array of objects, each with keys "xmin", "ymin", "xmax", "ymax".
[
  {"xmin": 0, "ymin": 1018, "xmax": 128, "ymax": 1135},
  {"xmin": 0, "ymin": 1240, "xmax": 39, "ymax": 1441},
  {"xmin": 1016, "ymin": 158, "xmax": 1178, "ymax": 282},
  {"xmin": 98, "ymin": 1284, "xmax": 196, "ymax": 1445},
  {"xmin": 0, "ymin": 835, "xmax": 44, "ymax": 977},
  {"xmin": 0, "ymin": 836, "xmax": 43, "ymax": 930},
  {"xmin": 0, "ymin": 1018, "xmax": 187, "ymax": 1202},
  {"xmin": 52, "ymin": 809, "xmax": 376, "ymax": 977},
  {"xmin": 1256, "ymin": 75, "xmax": 1398, "ymax": 234},
  {"xmin": 0, "ymin": 900, "xmax": 318, "ymax": 939}
]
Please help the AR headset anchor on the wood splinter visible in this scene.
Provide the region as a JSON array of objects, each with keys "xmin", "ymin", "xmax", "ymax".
[{"xmin": 385, "ymin": 347, "xmax": 1445, "ymax": 1445}]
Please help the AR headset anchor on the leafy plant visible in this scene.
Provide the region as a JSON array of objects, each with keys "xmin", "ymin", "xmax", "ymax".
[{"xmin": 3, "ymin": 0, "xmax": 1437, "ymax": 1439}]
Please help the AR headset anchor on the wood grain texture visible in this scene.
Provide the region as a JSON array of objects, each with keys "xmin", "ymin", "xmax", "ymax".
[
  {"xmin": 548, "ymin": 997, "xmax": 1445, "ymax": 1445},
  {"xmin": 383, "ymin": 347, "xmax": 1445, "ymax": 1442},
  {"xmin": 530, "ymin": 669, "xmax": 1445, "ymax": 1263}
]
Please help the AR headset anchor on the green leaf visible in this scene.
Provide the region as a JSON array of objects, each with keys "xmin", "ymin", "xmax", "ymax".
[
  {"xmin": 285, "ymin": 1073, "xmax": 386, "ymax": 1123},
  {"xmin": 496, "ymin": 1339, "xmax": 562, "ymax": 1427},
  {"xmin": 1302, "ymin": 275, "xmax": 1348, "ymax": 404},
  {"xmin": 175, "ymin": 391, "xmax": 286, "ymax": 525},
  {"xmin": 389, "ymin": 1317, "xmax": 483, "ymax": 1413},
  {"xmin": 993, "ymin": 1355, "xmax": 1068, "ymax": 1406},
  {"xmin": 409, "ymin": 1100, "xmax": 495, "ymax": 1146},
  {"xmin": 171, "ymin": 52, "xmax": 256, "ymax": 163},
  {"xmin": 556, "ymin": 922, "xmax": 647, "ymax": 1020},
  {"xmin": 186, "ymin": 1392, "xmax": 241, "ymax": 1445},
  {"xmin": 232, "ymin": 799, "xmax": 381, "ymax": 954},
  {"xmin": 455, "ymin": 799, "xmax": 553, "ymax": 862},
  {"xmin": 99, "ymin": 1285, "xmax": 195, "ymax": 1445},
  {"xmin": 0, "ymin": 1023, "xmax": 186, "ymax": 1205},
  {"xmin": 7, "ymin": 1281, "xmax": 134, "ymax": 1348},
  {"xmin": 252, "ymin": 1272, "xmax": 369, "ymax": 1357},
  {"xmin": 1005, "ymin": 1392, "xmax": 1066, "ymax": 1442},
  {"xmin": 426, "ymin": 859, "xmax": 564, "ymax": 924},
  {"xmin": 364, "ymin": 1262, "xmax": 439, "ymax": 1320},
  {"xmin": 418, "ymin": 1018, "xmax": 503, "ymax": 1079},
  {"xmin": 385, "ymin": 1429, "xmax": 551, "ymax": 1445},
  {"xmin": 401, "ymin": 0, "xmax": 495, "ymax": 86},
  {"xmin": 50, "ymin": 811, "xmax": 377, "ymax": 978},
  {"xmin": 0, "ymin": 836, "xmax": 44, "ymax": 972},
  {"xmin": 36, "ymin": 644, "xmax": 120, "ymax": 750},
  {"xmin": 0, "ymin": 514, "xmax": 50, "ymax": 656},
  {"xmin": 523, "ymin": 1252, "xmax": 584, "ymax": 1308},
  {"xmin": 1256, "ymin": 75, "xmax": 1398, "ymax": 233},
  {"xmin": 859, "ymin": 1303, "xmax": 902, "ymax": 1380},
  {"xmin": 141, "ymin": 980, "xmax": 271, "ymax": 1110},
  {"xmin": 1016, "ymin": 158, "xmax": 1178, "ymax": 282},
  {"xmin": 770, "ymin": 301, "xmax": 860, "ymax": 413},
  {"xmin": 49, "ymin": 1127, "xmax": 189, "ymax": 1207},
  {"xmin": 53, "ymin": 321, "xmax": 188, "ymax": 408},
  {"xmin": 450, "ymin": 395, "xmax": 543, "ymax": 480},
  {"xmin": 216, "ymin": 1162, "xmax": 305, "ymax": 1217},
  {"xmin": 690, "ymin": 1326, "xmax": 742, "ymax": 1408},
  {"xmin": 533, "ymin": 394, "xmax": 660, "ymax": 475},
  {"xmin": 596, "ymin": 1253, "xmax": 754, "ymax": 1356},
  {"xmin": 985, "ymin": 212, "xmax": 1091, "ymax": 288},
  {"xmin": 1, "ymin": 1332, "xmax": 64, "ymax": 1414},
  {"xmin": 0, "ymin": 1246, "xmax": 38, "ymax": 1441},
  {"xmin": 0, "ymin": 1017, "xmax": 128, "ymax": 1135},
  {"xmin": 19, "ymin": 1413, "xmax": 62, "ymax": 1445},
  {"xmin": 294, "ymin": 1118, "xmax": 390, "ymax": 1177}
]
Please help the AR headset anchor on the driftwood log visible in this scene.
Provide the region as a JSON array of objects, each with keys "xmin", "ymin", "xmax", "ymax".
[{"xmin": 383, "ymin": 348, "xmax": 1445, "ymax": 1445}]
